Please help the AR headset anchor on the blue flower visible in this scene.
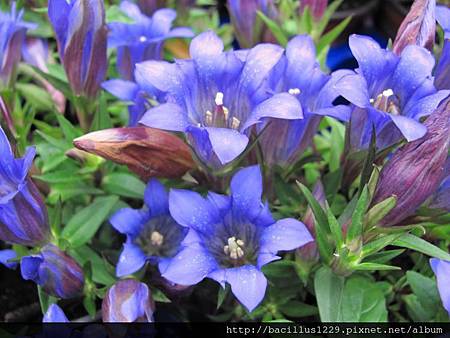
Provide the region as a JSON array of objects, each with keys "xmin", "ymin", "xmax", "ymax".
[
  {"xmin": 43, "ymin": 304, "xmax": 69, "ymax": 323},
  {"xmin": 430, "ymin": 258, "xmax": 450, "ymax": 316},
  {"xmin": 0, "ymin": 2, "xmax": 36, "ymax": 88},
  {"xmin": 259, "ymin": 35, "xmax": 350, "ymax": 166},
  {"xmin": 110, "ymin": 179, "xmax": 189, "ymax": 277},
  {"xmin": 334, "ymin": 34, "xmax": 450, "ymax": 150},
  {"xmin": 435, "ymin": 5, "xmax": 450, "ymax": 90},
  {"xmin": 48, "ymin": 0, "xmax": 107, "ymax": 98},
  {"xmin": 137, "ymin": 31, "xmax": 302, "ymax": 169},
  {"xmin": 102, "ymin": 279, "xmax": 154, "ymax": 322},
  {"xmin": 0, "ymin": 126, "xmax": 50, "ymax": 246},
  {"xmin": 21, "ymin": 244, "xmax": 85, "ymax": 299},
  {"xmin": 0, "ymin": 249, "xmax": 17, "ymax": 269},
  {"xmin": 227, "ymin": 0, "xmax": 278, "ymax": 48},
  {"xmin": 108, "ymin": 1, "xmax": 193, "ymax": 81},
  {"xmin": 163, "ymin": 165, "xmax": 313, "ymax": 312}
]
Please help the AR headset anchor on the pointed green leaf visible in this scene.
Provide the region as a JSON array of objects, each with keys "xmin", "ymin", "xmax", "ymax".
[
  {"xmin": 393, "ymin": 234, "xmax": 450, "ymax": 261},
  {"xmin": 365, "ymin": 196, "xmax": 397, "ymax": 229}
]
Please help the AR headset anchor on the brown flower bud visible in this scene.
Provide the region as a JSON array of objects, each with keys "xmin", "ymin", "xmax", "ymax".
[{"xmin": 73, "ymin": 127, "xmax": 195, "ymax": 180}]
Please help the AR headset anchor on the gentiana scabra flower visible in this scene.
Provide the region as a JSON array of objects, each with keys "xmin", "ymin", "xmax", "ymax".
[
  {"xmin": 0, "ymin": 2, "xmax": 36, "ymax": 89},
  {"xmin": 21, "ymin": 244, "xmax": 85, "ymax": 299},
  {"xmin": 108, "ymin": 1, "xmax": 193, "ymax": 81},
  {"xmin": 48, "ymin": 0, "xmax": 107, "ymax": 99},
  {"xmin": 102, "ymin": 279, "xmax": 155, "ymax": 322},
  {"xmin": 372, "ymin": 94, "xmax": 450, "ymax": 226},
  {"xmin": 43, "ymin": 304, "xmax": 69, "ymax": 323},
  {"xmin": 435, "ymin": 5, "xmax": 450, "ymax": 90},
  {"xmin": 260, "ymin": 35, "xmax": 350, "ymax": 166},
  {"xmin": 227, "ymin": 0, "xmax": 278, "ymax": 48},
  {"xmin": 334, "ymin": 34, "xmax": 449, "ymax": 150},
  {"xmin": 138, "ymin": 31, "xmax": 302, "ymax": 169},
  {"xmin": 110, "ymin": 179, "xmax": 189, "ymax": 277},
  {"xmin": 430, "ymin": 259, "xmax": 450, "ymax": 316},
  {"xmin": 164, "ymin": 166, "xmax": 313, "ymax": 312},
  {"xmin": 0, "ymin": 126, "xmax": 50, "ymax": 246}
]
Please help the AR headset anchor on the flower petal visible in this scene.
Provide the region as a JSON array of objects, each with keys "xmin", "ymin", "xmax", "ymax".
[
  {"xmin": 230, "ymin": 165, "xmax": 263, "ymax": 218},
  {"xmin": 116, "ymin": 242, "xmax": 147, "ymax": 277},
  {"xmin": 162, "ymin": 243, "xmax": 218, "ymax": 285},
  {"xmin": 225, "ymin": 265, "xmax": 267, "ymax": 312},
  {"xmin": 144, "ymin": 179, "xmax": 169, "ymax": 216},
  {"xmin": 260, "ymin": 218, "xmax": 314, "ymax": 254},
  {"xmin": 189, "ymin": 30, "xmax": 224, "ymax": 61},
  {"xmin": 389, "ymin": 114, "xmax": 427, "ymax": 142},
  {"xmin": 430, "ymin": 258, "xmax": 450, "ymax": 314},
  {"xmin": 139, "ymin": 103, "xmax": 188, "ymax": 132},
  {"xmin": 204, "ymin": 127, "xmax": 249, "ymax": 165},
  {"xmin": 110, "ymin": 208, "xmax": 146, "ymax": 237},
  {"xmin": 20, "ymin": 255, "xmax": 43, "ymax": 282},
  {"xmin": 334, "ymin": 72, "xmax": 370, "ymax": 108},
  {"xmin": 0, "ymin": 249, "xmax": 17, "ymax": 269},
  {"xmin": 102, "ymin": 80, "xmax": 138, "ymax": 102},
  {"xmin": 135, "ymin": 60, "xmax": 179, "ymax": 94},
  {"xmin": 43, "ymin": 304, "xmax": 69, "ymax": 323}
]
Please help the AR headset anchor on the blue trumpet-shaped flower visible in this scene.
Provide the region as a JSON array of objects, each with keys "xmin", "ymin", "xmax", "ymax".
[
  {"xmin": 108, "ymin": 1, "xmax": 193, "ymax": 81},
  {"xmin": 430, "ymin": 258, "xmax": 450, "ymax": 316},
  {"xmin": 0, "ymin": 126, "xmax": 50, "ymax": 246},
  {"xmin": 334, "ymin": 34, "xmax": 449, "ymax": 150},
  {"xmin": 0, "ymin": 2, "xmax": 36, "ymax": 88},
  {"xmin": 102, "ymin": 279, "xmax": 154, "ymax": 322},
  {"xmin": 435, "ymin": 5, "xmax": 450, "ymax": 90},
  {"xmin": 110, "ymin": 179, "xmax": 189, "ymax": 277},
  {"xmin": 21, "ymin": 244, "xmax": 84, "ymax": 299},
  {"xmin": 163, "ymin": 166, "xmax": 313, "ymax": 312},
  {"xmin": 48, "ymin": 0, "xmax": 107, "ymax": 99},
  {"xmin": 260, "ymin": 35, "xmax": 350, "ymax": 166},
  {"xmin": 138, "ymin": 31, "xmax": 302, "ymax": 169}
]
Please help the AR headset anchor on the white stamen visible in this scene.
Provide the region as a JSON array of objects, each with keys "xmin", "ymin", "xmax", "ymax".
[
  {"xmin": 223, "ymin": 107, "xmax": 229, "ymax": 121},
  {"xmin": 288, "ymin": 88, "xmax": 301, "ymax": 95},
  {"xmin": 139, "ymin": 36, "xmax": 147, "ymax": 42},
  {"xmin": 224, "ymin": 236, "xmax": 245, "ymax": 260},
  {"xmin": 151, "ymin": 231, "xmax": 164, "ymax": 246},
  {"xmin": 205, "ymin": 110, "xmax": 213, "ymax": 125},
  {"xmin": 231, "ymin": 117, "xmax": 240, "ymax": 129},
  {"xmin": 215, "ymin": 92, "xmax": 224, "ymax": 106},
  {"xmin": 382, "ymin": 88, "xmax": 394, "ymax": 97},
  {"xmin": 369, "ymin": 98, "xmax": 375, "ymax": 104}
]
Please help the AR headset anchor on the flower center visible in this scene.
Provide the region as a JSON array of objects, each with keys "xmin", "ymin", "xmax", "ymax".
[
  {"xmin": 203, "ymin": 92, "xmax": 241, "ymax": 130},
  {"xmin": 370, "ymin": 88, "xmax": 400, "ymax": 114},
  {"xmin": 150, "ymin": 231, "xmax": 164, "ymax": 247},
  {"xmin": 223, "ymin": 236, "xmax": 245, "ymax": 260},
  {"xmin": 139, "ymin": 35, "xmax": 147, "ymax": 43}
]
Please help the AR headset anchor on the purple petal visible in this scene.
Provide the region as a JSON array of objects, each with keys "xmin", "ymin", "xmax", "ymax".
[
  {"xmin": 116, "ymin": 242, "xmax": 147, "ymax": 277},
  {"xmin": 162, "ymin": 243, "xmax": 218, "ymax": 285},
  {"xmin": 43, "ymin": 304, "xmax": 69, "ymax": 323},
  {"xmin": 139, "ymin": 103, "xmax": 188, "ymax": 132},
  {"xmin": 165, "ymin": 27, "xmax": 194, "ymax": 39},
  {"xmin": 334, "ymin": 72, "xmax": 370, "ymax": 108},
  {"xmin": 144, "ymin": 179, "xmax": 169, "ymax": 216},
  {"xmin": 389, "ymin": 114, "xmax": 427, "ymax": 142},
  {"xmin": 102, "ymin": 80, "xmax": 138, "ymax": 102},
  {"xmin": 20, "ymin": 255, "xmax": 43, "ymax": 282},
  {"xmin": 225, "ymin": 265, "xmax": 267, "ymax": 312},
  {"xmin": 260, "ymin": 218, "xmax": 314, "ymax": 254},
  {"xmin": 149, "ymin": 8, "xmax": 177, "ymax": 36},
  {"xmin": 0, "ymin": 249, "xmax": 17, "ymax": 269},
  {"xmin": 407, "ymin": 90, "xmax": 450, "ymax": 119},
  {"xmin": 110, "ymin": 208, "xmax": 146, "ymax": 237},
  {"xmin": 189, "ymin": 31, "xmax": 224, "ymax": 61},
  {"xmin": 204, "ymin": 127, "xmax": 249, "ymax": 164},
  {"xmin": 430, "ymin": 258, "xmax": 450, "ymax": 314},
  {"xmin": 135, "ymin": 60, "xmax": 179, "ymax": 94},
  {"xmin": 230, "ymin": 165, "xmax": 263, "ymax": 218},
  {"xmin": 436, "ymin": 5, "xmax": 450, "ymax": 38}
]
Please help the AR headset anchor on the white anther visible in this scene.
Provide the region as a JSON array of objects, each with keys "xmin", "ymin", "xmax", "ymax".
[
  {"xmin": 369, "ymin": 98, "xmax": 375, "ymax": 104},
  {"xmin": 224, "ymin": 237, "xmax": 245, "ymax": 260},
  {"xmin": 288, "ymin": 88, "xmax": 301, "ymax": 95},
  {"xmin": 382, "ymin": 88, "xmax": 394, "ymax": 97},
  {"xmin": 215, "ymin": 92, "xmax": 224, "ymax": 106},
  {"xmin": 205, "ymin": 110, "xmax": 213, "ymax": 125},
  {"xmin": 151, "ymin": 231, "xmax": 164, "ymax": 246},
  {"xmin": 139, "ymin": 36, "xmax": 147, "ymax": 42},
  {"xmin": 223, "ymin": 107, "xmax": 229, "ymax": 121},
  {"xmin": 231, "ymin": 117, "xmax": 240, "ymax": 130}
]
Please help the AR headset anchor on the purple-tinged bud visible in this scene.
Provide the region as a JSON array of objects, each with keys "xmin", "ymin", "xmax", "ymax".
[
  {"xmin": 22, "ymin": 37, "xmax": 66, "ymax": 113},
  {"xmin": 392, "ymin": 0, "xmax": 436, "ymax": 55},
  {"xmin": 372, "ymin": 95, "xmax": 450, "ymax": 226},
  {"xmin": 227, "ymin": 0, "xmax": 278, "ymax": 48},
  {"xmin": 135, "ymin": 0, "xmax": 166, "ymax": 16},
  {"xmin": 430, "ymin": 258, "xmax": 450, "ymax": 316},
  {"xmin": 299, "ymin": 0, "xmax": 328, "ymax": 21},
  {"xmin": 102, "ymin": 279, "xmax": 155, "ymax": 322},
  {"xmin": 43, "ymin": 304, "xmax": 69, "ymax": 323},
  {"xmin": 0, "ymin": 126, "xmax": 50, "ymax": 246},
  {"xmin": 0, "ymin": 2, "xmax": 36, "ymax": 89},
  {"xmin": 21, "ymin": 244, "xmax": 85, "ymax": 299},
  {"xmin": 48, "ymin": 0, "xmax": 107, "ymax": 99}
]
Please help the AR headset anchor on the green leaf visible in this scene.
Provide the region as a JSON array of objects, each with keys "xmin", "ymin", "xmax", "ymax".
[
  {"xmin": 314, "ymin": 0, "xmax": 344, "ymax": 37},
  {"xmin": 56, "ymin": 114, "xmax": 82, "ymax": 142},
  {"xmin": 359, "ymin": 126, "xmax": 377, "ymax": 194},
  {"xmin": 326, "ymin": 207, "xmax": 344, "ymax": 249},
  {"xmin": 257, "ymin": 10, "xmax": 288, "ymax": 46},
  {"xmin": 364, "ymin": 196, "xmax": 397, "ymax": 229},
  {"xmin": 16, "ymin": 83, "xmax": 54, "ymax": 111},
  {"xmin": 362, "ymin": 249, "xmax": 405, "ymax": 264},
  {"xmin": 106, "ymin": 4, "xmax": 135, "ymax": 23},
  {"xmin": 406, "ymin": 271, "xmax": 441, "ymax": 316},
  {"xmin": 279, "ymin": 301, "xmax": 318, "ymax": 318},
  {"xmin": 352, "ymin": 262, "xmax": 400, "ymax": 271},
  {"xmin": 346, "ymin": 186, "xmax": 369, "ymax": 247},
  {"xmin": 83, "ymin": 294, "xmax": 97, "ymax": 318},
  {"xmin": 340, "ymin": 276, "xmax": 388, "ymax": 322},
  {"xmin": 361, "ymin": 234, "xmax": 403, "ymax": 258},
  {"xmin": 152, "ymin": 289, "xmax": 172, "ymax": 303},
  {"xmin": 102, "ymin": 172, "xmax": 146, "ymax": 199},
  {"xmin": 217, "ymin": 286, "xmax": 228, "ymax": 310},
  {"xmin": 92, "ymin": 93, "xmax": 113, "ymax": 131},
  {"xmin": 317, "ymin": 16, "xmax": 352, "ymax": 57},
  {"xmin": 38, "ymin": 286, "xmax": 57, "ymax": 314},
  {"xmin": 62, "ymin": 196, "xmax": 119, "ymax": 247},
  {"xmin": 393, "ymin": 233, "xmax": 450, "ymax": 261},
  {"xmin": 314, "ymin": 266, "xmax": 345, "ymax": 322}
]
